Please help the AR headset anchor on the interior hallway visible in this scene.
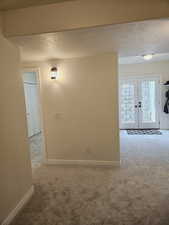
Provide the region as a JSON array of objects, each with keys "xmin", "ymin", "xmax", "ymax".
[{"xmin": 11, "ymin": 131, "xmax": 169, "ymax": 225}]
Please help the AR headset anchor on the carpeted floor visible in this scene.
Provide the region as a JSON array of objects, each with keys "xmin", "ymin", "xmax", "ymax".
[{"xmin": 11, "ymin": 130, "xmax": 169, "ymax": 225}]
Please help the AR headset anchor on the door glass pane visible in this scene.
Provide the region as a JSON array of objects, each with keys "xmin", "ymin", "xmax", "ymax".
[
  {"xmin": 120, "ymin": 82, "xmax": 135, "ymax": 123},
  {"xmin": 141, "ymin": 80, "xmax": 156, "ymax": 123}
]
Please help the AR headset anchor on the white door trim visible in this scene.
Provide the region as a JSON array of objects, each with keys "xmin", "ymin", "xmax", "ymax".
[{"xmin": 22, "ymin": 68, "xmax": 47, "ymax": 164}]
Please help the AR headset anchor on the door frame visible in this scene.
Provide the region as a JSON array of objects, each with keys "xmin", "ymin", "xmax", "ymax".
[
  {"xmin": 119, "ymin": 74, "xmax": 161, "ymax": 129},
  {"xmin": 22, "ymin": 67, "xmax": 47, "ymax": 164}
]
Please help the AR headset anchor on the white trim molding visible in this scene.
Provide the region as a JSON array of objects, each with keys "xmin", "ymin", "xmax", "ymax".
[
  {"xmin": 2, "ymin": 186, "xmax": 34, "ymax": 225},
  {"xmin": 46, "ymin": 159, "xmax": 120, "ymax": 167},
  {"xmin": 22, "ymin": 68, "xmax": 47, "ymax": 164}
]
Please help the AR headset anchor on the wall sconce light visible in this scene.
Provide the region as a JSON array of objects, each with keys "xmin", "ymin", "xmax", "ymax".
[{"xmin": 50, "ymin": 67, "xmax": 58, "ymax": 79}]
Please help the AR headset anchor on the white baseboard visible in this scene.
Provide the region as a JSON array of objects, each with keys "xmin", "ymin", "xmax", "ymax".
[
  {"xmin": 2, "ymin": 186, "xmax": 34, "ymax": 225},
  {"xmin": 46, "ymin": 159, "xmax": 120, "ymax": 167}
]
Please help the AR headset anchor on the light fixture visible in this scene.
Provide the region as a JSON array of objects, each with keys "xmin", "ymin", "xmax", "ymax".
[
  {"xmin": 50, "ymin": 67, "xmax": 58, "ymax": 79},
  {"xmin": 143, "ymin": 54, "xmax": 154, "ymax": 60}
]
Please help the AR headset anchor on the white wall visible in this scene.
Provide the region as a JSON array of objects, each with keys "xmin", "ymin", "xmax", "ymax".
[
  {"xmin": 0, "ymin": 15, "xmax": 32, "ymax": 222},
  {"xmin": 23, "ymin": 53, "xmax": 120, "ymax": 164},
  {"xmin": 119, "ymin": 60, "xmax": 169, "ymax": 129}
]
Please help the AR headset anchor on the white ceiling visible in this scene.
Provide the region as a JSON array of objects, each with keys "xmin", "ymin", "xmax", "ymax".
[
  {"xmin": 11, "ymin": 19, "xmax": 169, "ymax": 63},
  {"xmin": 119, "ymin": 53, "xmax": 169, "ymax": 64},
  {"xmin": 0, "ymin": 0, "xmax": 74, "ymax": 11}
]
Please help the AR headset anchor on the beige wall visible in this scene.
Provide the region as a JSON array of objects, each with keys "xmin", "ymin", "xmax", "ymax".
[
  {"xmin": 3, "ymin": 0, "xmax": 169, "ymax": 37},
  {"xmin": 119, "ymin": 61, "xmax": 169, "ymax": 129},
  {"xmin": 0, "ymin": 15, "xmax": 32, "ymax": 222},
  {"xmin": 23, "ymin": 53, "xmax": 120, "ymax": 163}
]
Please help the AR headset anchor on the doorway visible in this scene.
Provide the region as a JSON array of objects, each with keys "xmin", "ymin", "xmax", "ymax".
[
  {"xmin": 119, "ymin": 76, "xmax": 160, "ymax": 129},
  {"xmin": 23, "ymin": 69, "xmax": 45, "ymax": 169}
]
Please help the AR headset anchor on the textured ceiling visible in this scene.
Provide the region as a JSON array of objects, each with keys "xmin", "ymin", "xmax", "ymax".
[
  {"xmin": 11, "ymin": 19, "xmax": 169, "ymax": 62},
  {"xmin": 119, "ymin": 53, "xmax": 169, "ymax": 64},
  {"xmin": 0, "ymin": 0, "xmax": 75, "ymax": 11}
]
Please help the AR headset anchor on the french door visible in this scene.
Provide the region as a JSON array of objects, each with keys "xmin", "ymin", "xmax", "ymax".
[{"xmin": 119, "ymin": 76, "xmax": 160, "ymax": 129}]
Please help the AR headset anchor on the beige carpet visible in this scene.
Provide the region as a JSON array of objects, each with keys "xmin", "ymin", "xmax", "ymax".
[{"xmin": 11, "ymin": 131, "xmax": 169, "ymax": 225}]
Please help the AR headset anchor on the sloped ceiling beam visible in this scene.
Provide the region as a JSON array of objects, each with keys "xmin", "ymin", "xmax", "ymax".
[
  {"xmin": 0, "ymin": 0, "xmax": 75, "ymax": 11},
  {"xmin": 3, "ymin": 0, "xmax": 169, "ymax": 37}
]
